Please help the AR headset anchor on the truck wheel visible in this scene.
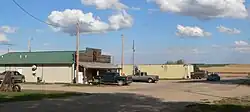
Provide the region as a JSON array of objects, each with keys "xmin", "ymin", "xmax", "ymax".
[
  {"xmin": 12, "ymin": 84, "xmax": 21, "ymax": 92},
  {"xmin": 118, "ymin": 81, "xmax": 124, "ymax": 86},
  {"xmin": 21, "ymin": 78, "xmax": 25, "ymax": 83},
  {"xmin": 148, "ymin": 78, "xmax": 153, "ymax": 83}
]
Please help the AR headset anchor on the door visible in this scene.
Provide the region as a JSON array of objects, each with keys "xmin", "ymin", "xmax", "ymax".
[
  {"xmin": 101, "ymin": 73, "xmax": 115, "ymax": 83},
  {"xmin": 13, "ymin": 71, "xmax": 22, "ymax": 81},
  {"xmin": 137, "ymin": 72, "xmax": 146, "ymax": 81},
  {"xmin": 132, "ymin": 72, "xmax": 140, "ymax": 81}
]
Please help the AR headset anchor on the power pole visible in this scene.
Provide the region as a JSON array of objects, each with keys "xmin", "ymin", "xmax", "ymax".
[
  {"xmin": 75, "ymin": 21, "xmax": 80, "ymax": 83},
  {"xmin": 112, "ymin": 56, "xmax": 115, "ymax": 65},
  {"xmin": 7, "ymin": 45, "xmax": 10, "ymax": 53},
  {"xmin": 132, "ymin": 40, "xmax": 135, "ymax": 75},
  {"xmin": 28, "ymin": 37, "xmax": 32, "ymax": 52},
  {"xmin": 121, "ymin": 34, "xmax": 124, "ymax": 75}
]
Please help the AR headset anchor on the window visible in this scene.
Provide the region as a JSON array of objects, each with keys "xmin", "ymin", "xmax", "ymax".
[
  {"xmin": 14, "ymin": 71, "xmax": 21, "ymax": 75},
  {"xmin": 134, "ymin": 72, "xmax": 140, "ymax": 76},
  {"xmin": 140, "ymin": 72, "xmax": 144, "ymax": 76}
]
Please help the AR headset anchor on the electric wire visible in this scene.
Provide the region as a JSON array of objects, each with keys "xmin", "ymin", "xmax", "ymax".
[
  {"xmin": 12, "ymin": 0, "xmax": 70, "ymax": 28},
  {"xmin": 12, "ymin": 0, "xmax": 52, "ymax": 26}
]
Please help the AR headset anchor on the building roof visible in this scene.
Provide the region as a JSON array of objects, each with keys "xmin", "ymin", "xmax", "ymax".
[
  {"xmin": 80, "ymin": 62, "xmax": 121, "ymax": 69},
  {"xmin": 0, "ymin": 51, "xmax": 81, "ymax": 65}
]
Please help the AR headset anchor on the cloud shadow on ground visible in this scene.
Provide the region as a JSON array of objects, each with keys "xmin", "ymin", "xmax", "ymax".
[
  {"xmin": 176, "ymin": 78, "xmax": 250, "ymax": 86},
  {"xmin": 0, "ymin": 93, "xmax": 250, "ymax": 112}
]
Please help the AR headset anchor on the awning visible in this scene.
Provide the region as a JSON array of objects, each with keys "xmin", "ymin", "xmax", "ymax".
[{"xmin": 79, "ymin": 62, "xmax": 121, "ymax": 69}]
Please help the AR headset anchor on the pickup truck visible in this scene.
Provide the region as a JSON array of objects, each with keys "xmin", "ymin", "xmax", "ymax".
[
  {"xmin": 129, "ymin": 72, "xmax": 159, "ymax": 83},
  {"xmin": 97, "ymin": 72, "xmax": 133, "ymax": 86},
  {"xmin": 0, "ymin": 71, "xmax": 25, "ymax": 83}
]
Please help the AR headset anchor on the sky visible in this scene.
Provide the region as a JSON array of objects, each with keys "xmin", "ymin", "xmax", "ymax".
[{"xmin": 1, "ymin": 0, "xmax": 250, "ymax": 64}]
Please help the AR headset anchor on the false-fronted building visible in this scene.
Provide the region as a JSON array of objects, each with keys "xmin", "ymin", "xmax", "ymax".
[{"xmin": 0, "ymin": 48, "xmax": 119, "ymax": 83}]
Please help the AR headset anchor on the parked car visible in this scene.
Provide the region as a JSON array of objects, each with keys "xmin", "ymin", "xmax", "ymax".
[
  {"xmin": 207, "ymin": 73, "xmax": 220, "ymax": 81},
  {"xmin": 129, "ymin": 72, "xmax": 159, "ymax": 83},
  {"xmin": 97, "ymin": 72, "xmax": 133, "ymax": 86},
  {"xmin": 0, "ymin": 71, "xmax": 25, "ymax": 83}
]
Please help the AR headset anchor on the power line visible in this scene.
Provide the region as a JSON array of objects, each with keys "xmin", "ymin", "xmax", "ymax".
[
  {"xmin": 12, "ymin": 0, "xmax": 70, "ymax": 28},
  {"xmin": 12, "ymin": 0, "xmax": 53, "ymax": 26}
]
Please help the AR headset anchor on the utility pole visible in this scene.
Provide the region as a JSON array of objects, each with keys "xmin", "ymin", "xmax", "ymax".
[
  {"xmin": 112, "ymin": 56, "xmax": 115, "ymax": 65},
  {"xmin": 7, "ymin": 45, "xmax": 10, "ymax": 53},
  {"xmin": 121, "ymin": 34, "xmax": 124, "ymax": 75},
  {"xmin": 132, "ymin": 40, "xmax": 135, "ymax": 75},
  {"xmin": 75, "ymin": 21, "xmax": 80, "ymax": 83},
  {"xmin": 28, "ymin": 37, "xmax": 32, "ymax": 52}
]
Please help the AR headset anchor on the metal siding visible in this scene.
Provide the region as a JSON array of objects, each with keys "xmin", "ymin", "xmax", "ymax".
[
  {"xmin": 42, "ymin": 65, "xmax": 72, "ymax": 83},
  {"xmin": 123, "ymin": 64, "xmax": 193, "ymax": 79},
  {"xmin": 0, "ymin": 65, "xmax": 73, "ymax": 83},
  {"xmin": 0, "ymin": 66, "xmax": 6, "ymax": 73}
]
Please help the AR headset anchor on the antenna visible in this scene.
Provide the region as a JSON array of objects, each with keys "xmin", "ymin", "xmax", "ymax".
[{"xmin": 132, "ymin": 40, "xmax": 135, "ymax": 75}]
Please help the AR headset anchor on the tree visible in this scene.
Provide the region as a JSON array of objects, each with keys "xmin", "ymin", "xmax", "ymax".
[
  {"xmin": 176, "ymin": 59, "xmax": 185, "ymax": 64},
  {"xmin": 165, "ymin": 59, "xmax": 185, "ymax": 65}
]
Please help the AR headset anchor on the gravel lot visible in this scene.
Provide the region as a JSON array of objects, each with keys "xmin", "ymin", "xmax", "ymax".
[{"xmin": 1, "ymin": 77, "xmax": 250, "ymax": 112}]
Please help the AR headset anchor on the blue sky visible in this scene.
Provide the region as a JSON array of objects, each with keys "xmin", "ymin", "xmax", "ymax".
[{"xmin": 1, "ymin": 0, "xmax": 250, "ymax": 64}]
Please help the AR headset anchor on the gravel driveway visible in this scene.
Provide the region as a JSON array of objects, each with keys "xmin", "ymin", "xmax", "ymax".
[{"xmin": 1, "ymin": 78, "xmax": 250, "ymax": 112}]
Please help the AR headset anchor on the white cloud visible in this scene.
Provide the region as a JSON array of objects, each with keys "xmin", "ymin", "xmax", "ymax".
[
  {"xmin": 43, "ymin": 43, "xmax": 49, "ymax": 46},
  {"xmin": 148, "ymin": 8, "xmax": 159, "ymax": 14},
  {"xmin": 148, "ymin": 0, "xmax": 248, "ymax": 19},
  {"xmin": 235, "ymin": 40, "xmax": 248, "ymax": 46},
  {"xmin": 217, "ymin": 25, "xmax": 241, "ymax": 34},
  {"xmin": 148, "ymin": 9, "xmax": 159, "ymax": 12},
  {"xmin": 176, "ymin": 25, "xmax": 211, "ymax": 37},
  {"xmin": 0, "ymin": 33, "xmax": 9, "ymax": 42},
  {"xmin": 166, "ymin": 47, "xmax": 206, "ymax": 54},
  {"xmin": 47, "ymin": 9, "xmax": 133, "ymax": 35},
  {"xmin": 211, "ymin": 44, "xmax": 221, "ymax": 48},
  {"xmin": 35, "ymin": 29, "xmax": 44, "ymax": 33},
  {"xmin": 233, "ymin": 40, "xmax": 250, "ymax": 53},
  {"xmin": 47, "ymin": 9, "xmax": 110, "ymax": 35},
  {"xmin": 81, "ymin": 0, "xmax": 128, "ymax": 10},
  {"xmin": 0, "ymin": 26, "xmax": 18, "ymax": 33},
  {"xmin": 108, "ymin": 10, "xmax": 133, "ymax": 30},
  {"xmin": 131, "ymin": 7, "xmax": 141, "ymax": 10}
]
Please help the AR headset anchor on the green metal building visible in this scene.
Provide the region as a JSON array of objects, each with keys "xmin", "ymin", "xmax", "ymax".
[
  {"xmin": 0, "ymin": 48, "xmax": 120, "ymax": 83},
  {"xmin": 0, "ymin": 51, "xmax": 76, "ymax": 83}
]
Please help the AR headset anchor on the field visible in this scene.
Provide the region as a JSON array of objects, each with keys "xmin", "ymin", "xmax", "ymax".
[{"xmin": 199, "ymin": 64, "xmax": 250, "ymax": 77}]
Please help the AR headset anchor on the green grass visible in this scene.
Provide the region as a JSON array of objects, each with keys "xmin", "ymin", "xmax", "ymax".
[
  {"xmin": 194, "ymin": 64, "xmax": 229, "ymax": 68},
  {"xmin": 0, "ymin": 90, "xmax": 84, "ymax": 103},
  {"xmin": 184, "ymin": 96, "xmax": 250, "ymax": 112}
]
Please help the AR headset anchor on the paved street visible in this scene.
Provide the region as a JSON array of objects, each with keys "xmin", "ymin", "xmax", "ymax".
[{"xmin": 1, "ymin": 78, "xmax": 250, "ymax": 112}]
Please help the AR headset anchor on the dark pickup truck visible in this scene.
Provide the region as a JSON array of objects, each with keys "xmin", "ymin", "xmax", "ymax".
[
  {"xmin": 97, "ymin": 72, "xmax": 133, "ymax": 86},
  {"xmin": 129, "ymin": 72, "xmax": 159, "ymax": 83}
]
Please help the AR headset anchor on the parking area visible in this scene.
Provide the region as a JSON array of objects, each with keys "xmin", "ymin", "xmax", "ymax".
[
  {"xmin": 1, "ymin": 77, "xmax": 250, "ymax": 112},
  {"xmin": 19, "ymin": 77, "xmax": 250, "ymax": 102}
]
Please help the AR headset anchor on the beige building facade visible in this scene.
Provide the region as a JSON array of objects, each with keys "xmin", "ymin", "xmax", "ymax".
[
  {"xmin": 0, "ymin": 64, "xmax": 74, "ymax": 83},
  {"xmin": 122, "ymin": 64, "xmax": 194, "ymax": 79}
]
